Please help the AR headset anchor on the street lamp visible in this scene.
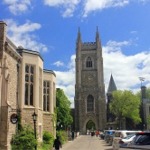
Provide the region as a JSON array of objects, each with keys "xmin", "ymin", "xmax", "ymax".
[
  {"xmin": 139, "ymin": 77, "xmax": 145, "ymax": 87},
  {"xmin": 32, "ymin": 110, "xmax": 37, "ymax": 150}
]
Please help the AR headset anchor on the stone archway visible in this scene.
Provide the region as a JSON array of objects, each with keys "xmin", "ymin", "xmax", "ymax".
[{"xmin": 86, "ymin": 120, "xmax": 96, "ymax": 132}]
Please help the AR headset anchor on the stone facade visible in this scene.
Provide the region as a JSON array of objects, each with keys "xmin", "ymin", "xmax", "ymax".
[
  {"xmin": 0, "ymin": 21, "xmax": 21, "ymax": 150},
  {"xmin": 43, "ymin": 70, "xmax": 56, "ymax": 135},
  {"xmin": 75, "ymin": 29, "xmax": 106, "ymax": 134},
  {"xmin": 0, "ymin": 21, "xmax": 56, "ymax": 150}
]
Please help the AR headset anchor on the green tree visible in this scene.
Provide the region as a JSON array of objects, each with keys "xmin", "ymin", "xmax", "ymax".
[
  {"xmin": 136, "ymin": 87, "xmax": 150, "ymax": 100},
  {"xmin": 145, "ymin": 87, "xmax": 150, "ymax": 100},
  {"xmin": 56, "ymin": 88, "xmax": 73, "ymax": 130},
  {"xmin": 147, "ymin": 115, "xmax": 150, "ymax": 129},
  {"xmin": 110, "ymin": 90, "xmax": 141, "ymax": 129}
]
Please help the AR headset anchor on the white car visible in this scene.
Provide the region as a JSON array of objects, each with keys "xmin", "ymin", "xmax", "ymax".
[
  {"xmin": 112, "ymin": 130, "xmax": 141, "ymax": 150},
  {"xmin": 119, "ymin": 134, "xmax": 136, "ymax": 147}
]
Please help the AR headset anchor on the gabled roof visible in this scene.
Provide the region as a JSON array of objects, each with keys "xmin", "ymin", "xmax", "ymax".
[{"xmin": 107, "ymin": 74, "xmax": 117, "ymax": 94}]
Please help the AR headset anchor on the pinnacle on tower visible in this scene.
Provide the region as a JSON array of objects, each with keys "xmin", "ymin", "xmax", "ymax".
[
  {"xmin": 96, "ymin": 26, "xmax": 99, "ymax": 41},
  {"xmin": 77, "ymin": 27, "xmax": 82, "ymax": 43}
]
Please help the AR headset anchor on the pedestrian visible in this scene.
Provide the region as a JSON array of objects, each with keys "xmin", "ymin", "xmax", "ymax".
[
  {"xmin": 71, "ymin": 131, "xmax": 75, "ymax": 140},
  {"xmin": 53, "ymin": 136, "xmax": 62, "ymax": 150}
]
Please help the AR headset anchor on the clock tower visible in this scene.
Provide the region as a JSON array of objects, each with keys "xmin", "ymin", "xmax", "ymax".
[{"xmin": 74, "ymin": 28, "xmax": 106, "ymax": 134}]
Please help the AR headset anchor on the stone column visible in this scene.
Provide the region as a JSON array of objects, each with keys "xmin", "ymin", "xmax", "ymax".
[{"xmin": 0, "ymin": 21, "xmax": 7, "ymax": 59}]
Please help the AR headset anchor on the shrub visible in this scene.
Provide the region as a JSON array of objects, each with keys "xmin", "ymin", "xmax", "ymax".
[
  {"xmin": 11, "ymin": 125, "xmax": 37, "ymax": 150},
  {"xmin": 43, "ymin": 131, "xmax": 54, "ymax": 144},
  {"xmin": 56, "ymin": 130, "xmax": 68, "ymax": 144},
  {"xmin": 37, "ymin": 131, "xmax": 54, "ymax": 150}
]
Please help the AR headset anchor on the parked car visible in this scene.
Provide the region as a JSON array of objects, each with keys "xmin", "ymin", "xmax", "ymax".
[
  {"xmin": 120, "ymin": 132, "xmax": 150, "ymax": 150},
  {"xmin": 112, "ymin": 130, "xmax": 141, "ymax": 150},
  {"xmin": 119, "ymin": 134, "xmax": 136, "ymax": 147}
]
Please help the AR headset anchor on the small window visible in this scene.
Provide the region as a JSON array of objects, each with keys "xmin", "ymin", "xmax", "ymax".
[{"xmin": 86, "ymin": 57, "xmax": 92, "ymax": 68}]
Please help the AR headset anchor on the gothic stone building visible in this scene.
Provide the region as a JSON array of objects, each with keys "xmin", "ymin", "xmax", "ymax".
[
  {"xmin": 0, "ymin": 21, "xmax": 56, "ymax": 150},
  {"xmin": 75, "ymin": 29, "xmax": 106, "ymax": 134}
]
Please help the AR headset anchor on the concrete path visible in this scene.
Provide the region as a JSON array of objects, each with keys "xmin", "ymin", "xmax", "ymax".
[{"xmin": 62, "ymin": 135, "xmax": 113, "ymax": 150}]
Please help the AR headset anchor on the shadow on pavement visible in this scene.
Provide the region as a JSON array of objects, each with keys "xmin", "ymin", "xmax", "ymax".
[{"xmin": 99, "ymin": 139, "xmax": 113, "ymax": 150}]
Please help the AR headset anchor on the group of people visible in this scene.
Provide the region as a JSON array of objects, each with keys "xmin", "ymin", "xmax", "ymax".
[{"xmin": 90, "ymin": 130, "xmax": 100, "ymax": 137}]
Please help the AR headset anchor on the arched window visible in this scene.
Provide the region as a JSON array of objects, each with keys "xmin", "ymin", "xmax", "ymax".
[
  {"xmin": 86, "ymin": 57, "xmax": 92, "ymax": 68},
  {"xmin": 87, "ymin": 95, "xmax": 94, "ymax": 112}
]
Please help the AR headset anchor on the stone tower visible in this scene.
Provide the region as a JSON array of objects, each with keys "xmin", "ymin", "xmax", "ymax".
[{"xmin": 74, "ymin": 28, "xmax": 106, "ymax": 134}]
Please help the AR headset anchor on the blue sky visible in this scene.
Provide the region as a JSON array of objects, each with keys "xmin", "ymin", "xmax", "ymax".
[{"xmin": 1, "ymin": 0, "xmax": 150, "ymax": 107}]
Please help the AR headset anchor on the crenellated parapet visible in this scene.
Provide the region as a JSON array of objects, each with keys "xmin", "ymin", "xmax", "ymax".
[{"xmin": 82, "ymin": 42, "xmax": 96, "ymax": 50}]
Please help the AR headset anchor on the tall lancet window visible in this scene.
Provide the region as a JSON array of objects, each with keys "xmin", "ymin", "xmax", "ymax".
[
  {"xmin": 86, "ymin": 57, "xmax": 92, "ymax": 68},
  {"xmin": 25, "ymin": 64, "xmax": 34, "ymax": 106},
  {"xmin": 43, "ymin": 80, "xmax": 50, "ymax": 112},
  {"xmin": 87, "ymin": 95, "xmax": 94, "ymax": 112}
]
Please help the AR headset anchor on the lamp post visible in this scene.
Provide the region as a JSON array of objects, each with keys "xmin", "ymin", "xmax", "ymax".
[
  {"xmin": 139, "ymin": 77, "xmax": 145, "ymax": 130},
  {"xmin": 139, "ymin": 77, "xmax": 145, "ymax": 87},
  {"xmin": 32, "ymin": 110, "xmax": 37, "ymax": 150}
]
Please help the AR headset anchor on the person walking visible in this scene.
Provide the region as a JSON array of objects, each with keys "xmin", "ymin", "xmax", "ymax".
[
  {"xmin": 53, "ymin": 136, "xmax": 62, "ymax": 150},
  {"xmin": 71, "ymin": 131, "xmax": 75, "ymax": 140}
]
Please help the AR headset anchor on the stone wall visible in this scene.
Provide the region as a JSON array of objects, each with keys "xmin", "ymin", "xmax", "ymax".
[
  {"xmin": 43, "ymin": 113, "xmax": 54, "ymax": 134},
  {"xmin": 0, "ymin": 51, "xmax": 19, "ymax": 150},
  {"xmin": 6, "ymin": 52, "xmax": 19, "ymax": 150}
]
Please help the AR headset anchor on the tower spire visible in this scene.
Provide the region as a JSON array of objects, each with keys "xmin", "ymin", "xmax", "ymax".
[
  {"xmin": 77, "ymin": 27, "xmax": 82, "ymax": 43},
  {"xmin": 95, "ymin": 26, "xmax": 101, "ymax": 49},
  {"xmin": 107, "ymin": 74, "xmax": 117, "ymax": 94}
]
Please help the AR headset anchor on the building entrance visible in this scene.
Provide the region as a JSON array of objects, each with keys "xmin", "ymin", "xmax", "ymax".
[{"xmin": 86, "ymin": 120, "xmax": 96, "ymax": 131}]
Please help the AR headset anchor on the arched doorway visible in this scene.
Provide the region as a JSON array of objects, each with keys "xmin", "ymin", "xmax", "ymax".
[{"xmin": 86, "ymin": 120, "xmax": 96, "ymax": 134}]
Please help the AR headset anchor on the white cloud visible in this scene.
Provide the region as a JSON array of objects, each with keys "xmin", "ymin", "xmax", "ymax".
[
  {"xmin": 53, "ymin": 61, "xmax": 64, "ymax": 67},
  {"xmin": 83, "ymin": 0, "xmax": 129, "ymax": 17},
  {"xmin": 3, "ymin": 0, "xmax": 32, "ymax": 15},
  {"xmin": 5, "ymin": 19, "xmax": 48, "ymax": 52},
  {"xmin": 54, "ymin": 55, "xmax": 75, "ymax": 107},
  {"xmin": 44, "ymin": 0, "xmax": 80, "ymax": 17},
  {"xmin": 43, "ymin": 0, "xmax": 150, "ymax": 18},
  {"xmin": 55, "ymin": 40, "xmax": 150, "ymax": 108},
  {"xmin": 105, "ymin": 40, "xmax": 131, "ymax": 52},
  {"xmin": 103, "ymin": 41, "xmax": 150, "ymax": 93}
]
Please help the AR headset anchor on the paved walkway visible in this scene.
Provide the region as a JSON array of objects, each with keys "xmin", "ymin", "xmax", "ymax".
[{"xmin": 62, "ymin": 135, "xmax": 113, "ymax": 150}]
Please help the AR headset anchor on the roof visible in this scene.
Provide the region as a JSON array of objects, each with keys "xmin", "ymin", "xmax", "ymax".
[{"xmin": 107, "ymin": 74, "xmax": 117, "ymax": 94}]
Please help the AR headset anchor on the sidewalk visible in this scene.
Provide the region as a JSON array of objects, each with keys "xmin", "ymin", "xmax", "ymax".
[
  {"xmin": 61, "ymin": 135, "xmax": 81, "ymax": 150},
  {"xmin": 61, "ymin": 135, "xmax": 113, "ymax": 150}
]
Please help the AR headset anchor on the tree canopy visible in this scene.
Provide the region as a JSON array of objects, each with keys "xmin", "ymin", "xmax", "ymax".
[
  {"xmin": 56, "ymin": 88, "xmax": 73, "ymax": 130},
  {"xmin": 145, "ymin": 87, "xmax": 150, "ymax": 100},
  {"xmin": 110, "ymin": 90, "xmax": 141, "ymax": 125}
]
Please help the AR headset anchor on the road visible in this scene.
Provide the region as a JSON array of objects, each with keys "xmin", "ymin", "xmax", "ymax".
[{"xmin": 62, "ymin": 135, "xmax": 113, "ymax": 150}]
